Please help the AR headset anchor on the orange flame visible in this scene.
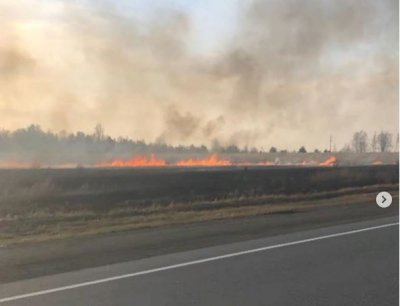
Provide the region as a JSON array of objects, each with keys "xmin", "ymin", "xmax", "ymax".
[
  {"xmin": 175, "ymin": 154, "xmax": 231, "ymax": 167},
  {"xmin": 372, "ymin": 160, "xmax": 383, "ymax": 165},
  {"xmin": 96, "ymin": 154, "xmax": 166, "ymax": 167},
  {"xmin": 0, "ymin": 161, "xmax": 33, "ymax": 168},
  {"xmin": 319, "ymin": 156, "xmax": 337, "ymax": 166},
  {"xmin": 0, "ymin": 155, "xmax": 345, "ymax": 169}
]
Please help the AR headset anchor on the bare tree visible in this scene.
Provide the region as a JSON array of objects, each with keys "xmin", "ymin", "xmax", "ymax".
[
  {"xmin": 352, "ymin": 131, "xmax": 368, "ymax": 153},
  {"xmin": 269, "ymin": 146, "xmax": 277, "ymax": 153},
  {"xmin": 377, "ymin": 131, "xmax": 392, "ymax": 152},
  {"xmin": 94, "ymin": 124, "xmax": 105, "ymax": 141},
  {"xmin": 371, "ymin": 132, "xmax": 377, "ymax": 152}
]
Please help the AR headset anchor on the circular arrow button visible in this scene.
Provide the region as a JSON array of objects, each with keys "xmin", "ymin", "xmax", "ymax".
[{"xmin": 376, "ymin": 191, "xmax": 392, "ymax": 208}]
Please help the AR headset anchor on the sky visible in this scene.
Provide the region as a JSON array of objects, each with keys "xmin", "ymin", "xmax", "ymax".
[{"xmin": 0, "ymin": 0, "xmax": 398, "ymax": 150}]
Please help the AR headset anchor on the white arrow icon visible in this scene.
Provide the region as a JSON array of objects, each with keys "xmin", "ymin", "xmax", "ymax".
[{"xmin": 376, "ymin": 192, "xmax": 392, "ymax": 208}]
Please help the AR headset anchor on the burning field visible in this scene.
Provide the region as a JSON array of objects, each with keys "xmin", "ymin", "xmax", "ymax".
[
  {"xmin": 0, "ymin": 0, "xmax": 397, "ymax": 265},
  {"xmin": 0, "ymin": 152, "xmax": 397, "ymax": 169},
  {"xmin": 95, "ymin": 153, "xmax": 336, "ymax": 168}
]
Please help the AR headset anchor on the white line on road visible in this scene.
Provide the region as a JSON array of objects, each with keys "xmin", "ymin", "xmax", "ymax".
[{"xmin": 1, "ymin": 222, "xmax": 398, "ymax": 303}]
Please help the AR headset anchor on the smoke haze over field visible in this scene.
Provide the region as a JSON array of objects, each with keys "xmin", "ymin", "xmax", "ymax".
[{"xmin": 0, "ymin": 0, "xmax": 398, "ymax": 150}]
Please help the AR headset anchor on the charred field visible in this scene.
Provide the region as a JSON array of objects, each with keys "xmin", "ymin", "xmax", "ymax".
[{"xmin": 0, "ymin": 165, "xmax": 398, "ymax": 245}]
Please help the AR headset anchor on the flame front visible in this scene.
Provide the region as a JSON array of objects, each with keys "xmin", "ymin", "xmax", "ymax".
[
  {"xmin": 319, "ymin": 156, "xmax": 337, "ymax": 166},
  {"xmin": 175, "ymin": 154, "xmax": 231, "ymax": 167},
  {"xmin": 96, "ymin": 154, "xmax": 166, "ymax": 167},
  {"xmin": 0, "ymin": 161, "xmax": 33, "ymax": 168},
  {"xmin": 1, "ymin": 154, "xmax": 391, "ymax": 169}
]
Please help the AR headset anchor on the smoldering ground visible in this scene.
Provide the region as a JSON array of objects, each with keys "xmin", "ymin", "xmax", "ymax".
[{"xmin": 0, "ymin": 0, "xmax": 398, "ymax": 150}]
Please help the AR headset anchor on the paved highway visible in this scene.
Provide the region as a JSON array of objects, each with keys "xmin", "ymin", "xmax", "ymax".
[
  {"xmin": 0, "ymin": 217, "xmax": 398, "ymax": 306},
  {"xmin": 1, "ymin": 200, "xmax": 397, "ymax": 284}
]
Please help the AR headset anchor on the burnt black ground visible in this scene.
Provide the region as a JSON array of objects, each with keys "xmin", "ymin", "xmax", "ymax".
[{"xmin": 1, "ymin": 165, "xmax": 398, "ymax": 214}]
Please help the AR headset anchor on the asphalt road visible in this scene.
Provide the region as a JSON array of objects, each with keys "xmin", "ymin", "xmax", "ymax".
[
  {"xmin": 0, "ymin": 216, "xmax": 398, "ymax": 306},
  {"xmin": 1, "ymin": 199, "xmax": 398, "ymax": 284}
]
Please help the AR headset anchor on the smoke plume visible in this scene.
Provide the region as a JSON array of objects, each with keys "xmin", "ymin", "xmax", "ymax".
[{"xmin": 0, "ymin": 0, "xmax": 398, "ymax": 150}]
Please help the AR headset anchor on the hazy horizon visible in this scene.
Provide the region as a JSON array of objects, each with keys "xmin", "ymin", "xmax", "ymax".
[{"xmin": 0, "ymin": 0, "xmax": 398, "ymax": 151}]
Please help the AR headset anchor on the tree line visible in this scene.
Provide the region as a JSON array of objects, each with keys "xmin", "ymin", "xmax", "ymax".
[
  {"xmin": 0, "ymin": 125, "xmax": 397, "ymax": 164},
  {"xmin": 349, "ymin": 130, "xmax": 398, "ymax": 153}
]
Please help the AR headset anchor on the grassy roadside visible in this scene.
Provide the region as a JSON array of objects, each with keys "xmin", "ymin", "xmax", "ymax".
[{"xmin": 0, "ymin": 184, "xmax": 397, "ymax": 246}]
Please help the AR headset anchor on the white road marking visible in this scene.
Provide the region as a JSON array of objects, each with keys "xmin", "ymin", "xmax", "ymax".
[{"xmin": 1, "ymin": 222, "xmax": 398, "ymax": 303}]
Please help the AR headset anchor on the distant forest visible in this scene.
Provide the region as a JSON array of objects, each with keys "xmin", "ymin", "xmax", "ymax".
[{"xmin": 0, "ymin": 124, "xmax": 398, "ymax": 164}]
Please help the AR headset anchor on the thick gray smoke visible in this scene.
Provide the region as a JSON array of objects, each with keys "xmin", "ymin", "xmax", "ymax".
[{"xmin": 0, "ymin": 0, "xmax": 398, "ymax": 150}]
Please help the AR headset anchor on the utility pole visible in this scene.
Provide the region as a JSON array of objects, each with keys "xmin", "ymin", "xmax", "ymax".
[{"xmin": 329, "ymin": 135, "xmax": 332, "ymax": 152}]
